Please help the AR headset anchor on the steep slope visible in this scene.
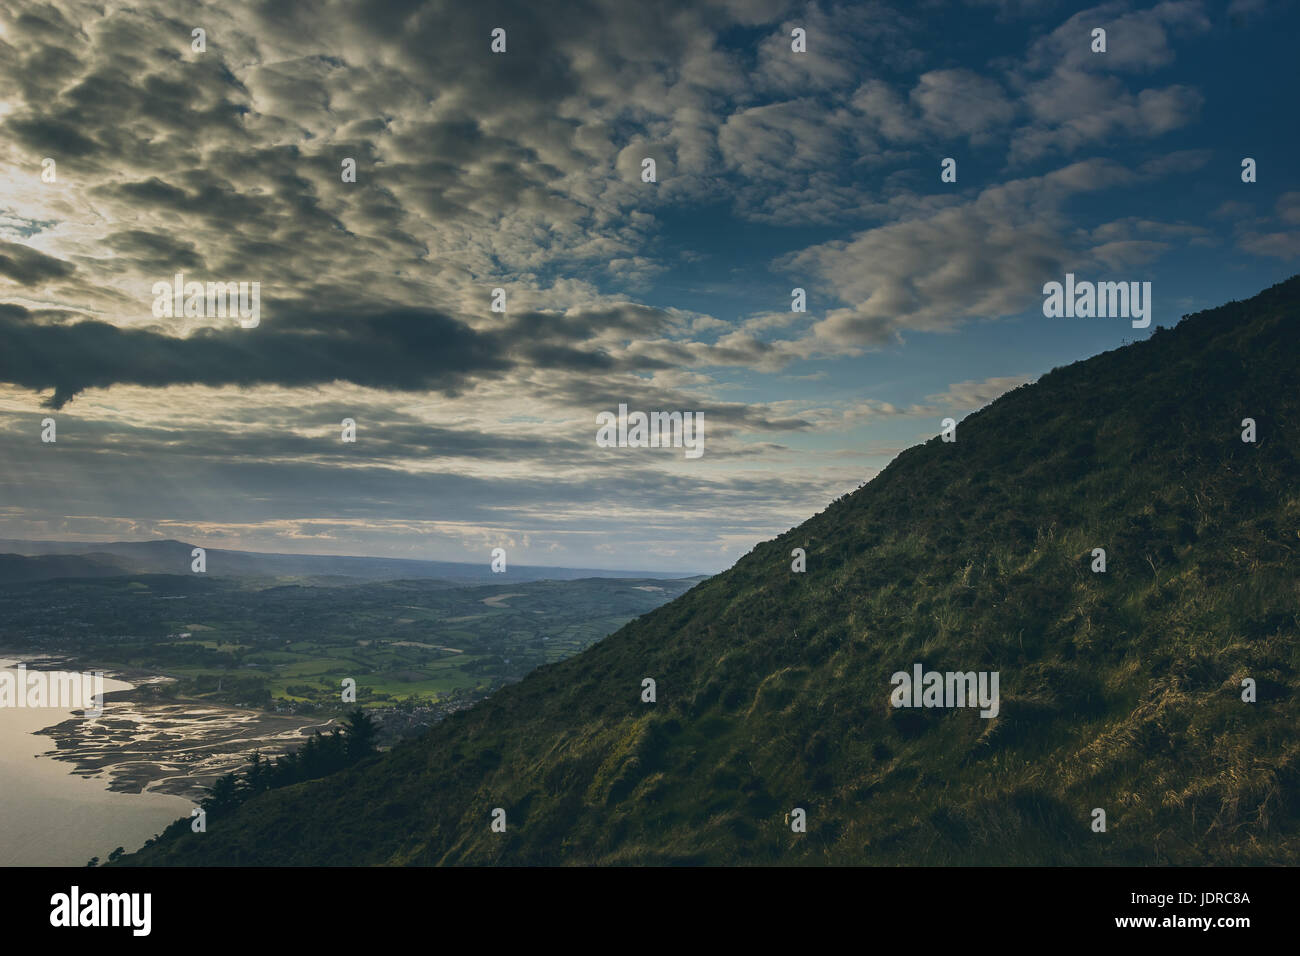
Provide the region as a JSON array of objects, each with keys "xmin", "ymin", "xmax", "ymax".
[{"xmin": 124, "ymin": 277, "xmax": 1300, "ymax": 866}]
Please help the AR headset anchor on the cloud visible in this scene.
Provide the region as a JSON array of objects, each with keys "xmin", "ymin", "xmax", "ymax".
[
  {"xmin": 1276, "ymin": 192, "xmax": 1300, "ymax": 226},
  {"xmin": 0, "ymin": 302, "xmax": 514, "ymax": 408},
  {"xmin": 1020, "ymin": 1, "xmax": 1211, "ymax": 74},
  {"xmin": 852, "ymin": 69, "xmax": 1015, "ymax": 144},
  {"xmin": 1004, "ymin": 1, "xmax": 1210, "ymax": 163},
  {"xmin": 0, "ymin": 240, "xmax": 76, "ymax": 283},
  {"xmin": 0, "ymin": 0, "xmax": 1286, "ymax": 569},
  {"xmin": 926, "ymin": 375, "xmax": 1036, "ymax": 410},
  {"xmin": 1236, "ymin": 231, "xmax": 1300, "ymax": 260},
  {"xmin": 1011, "ymin": 75, "xmax": 1203, "ymax": 163},
  {"xmin": 1228, "ymin": 192, "xmax": 1300, "ymax": 260},
  {"xmin": 776, "ymin": 160, "xmax": 1140, "ymax": 346}
]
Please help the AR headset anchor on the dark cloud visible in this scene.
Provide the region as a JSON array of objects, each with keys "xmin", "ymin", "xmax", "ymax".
[
  {"xmin": 0, "ymin": 303, "xmax": 513, "ymax": 407},
  {"xmin": 6, "ymin": 116, "xmax": 99, "ymax": 156},
  {"xmin": 0, "ymin": 297, "xmax": 722, "ymax": 408},
  {"xmin": 0, "ymin": 241, "xmax": 76, "ymax": 283},
  {"xmin": 105, "ymin": 230, "xmax": 207, "ymax": 271}
]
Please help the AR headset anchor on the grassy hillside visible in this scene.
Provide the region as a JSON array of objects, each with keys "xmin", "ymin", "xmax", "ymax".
[{"xmin": 124, "ymin": 277, "xmax": 1300, "ymax": 865}]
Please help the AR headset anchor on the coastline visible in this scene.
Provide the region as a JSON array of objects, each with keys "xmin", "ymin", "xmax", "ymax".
[
  {"xmin": 1, "ymin": 653, "xmax": 336, "ymax": 802},
  {"xmin": 0, "ymin": 657, "xmax": 192, "ymax": 866}
]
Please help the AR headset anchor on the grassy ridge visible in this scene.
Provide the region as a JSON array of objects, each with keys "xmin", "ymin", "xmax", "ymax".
[{"xmin": 124, "ymin": 277, "xmax": 1300, "ymax": 865}]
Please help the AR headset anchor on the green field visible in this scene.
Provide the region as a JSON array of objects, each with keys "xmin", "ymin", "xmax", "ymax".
[{"xmin": 0, "ymin": 575, "xmax": 701, "ymax": 714}]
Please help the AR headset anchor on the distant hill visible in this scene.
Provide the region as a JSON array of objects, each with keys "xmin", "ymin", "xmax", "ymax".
[
  {"xmin": 0, "ymin": 552, "xmax": 131, "ymax": 582},
  {"xmin": 0, "ymin": 539, "xmax": 699, "ymax": 585},
  {"xmin": 123, "ymin": 277, "xmax": 1300, "ymax": 866}
]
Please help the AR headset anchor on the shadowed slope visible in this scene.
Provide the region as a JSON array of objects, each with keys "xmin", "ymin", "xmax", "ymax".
[{"xmin": 124, "ymin": 277, "xmax": 1300, "ymax": 866}]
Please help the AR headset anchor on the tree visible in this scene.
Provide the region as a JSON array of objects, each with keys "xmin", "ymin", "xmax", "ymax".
[
  {"xmin": 201, "ymin": 772, "xmax": 245, "ymax": 817},
  {"xmin": 244, "ymin": 752, "xmax": 271, "ymax": 794},
  {"xmin": 344, "ymin": 708, "xmax": 379, "ymax": 761}
]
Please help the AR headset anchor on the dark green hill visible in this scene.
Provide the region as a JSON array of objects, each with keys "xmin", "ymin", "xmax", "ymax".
[
  {"xmin": 0, "ymin": 551, "xmax": 130, "ymax": 582},
  {"xmin": 123, "ymin": 277, "xmax": 1300, "ymax": 866}
]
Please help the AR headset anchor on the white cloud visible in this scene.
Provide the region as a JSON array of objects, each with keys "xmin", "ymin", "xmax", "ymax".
[{"xmin": 775, "ymin": 160, "xmax": 1140, "ymax": 346}]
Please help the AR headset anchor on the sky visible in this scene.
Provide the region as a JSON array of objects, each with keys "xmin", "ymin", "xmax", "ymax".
[{"xmin": 0, "ymin": 0, "xmax": 1296, "ymax": 573}]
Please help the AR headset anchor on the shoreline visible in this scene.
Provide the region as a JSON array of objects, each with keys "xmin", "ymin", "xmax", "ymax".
[
  {"xmin": 1, "ymin": 653, "xmax": 336, "ymax": 802},
  {"xmin": 0, "ymin": 658, "xmax": 193, "ymax": 866}
]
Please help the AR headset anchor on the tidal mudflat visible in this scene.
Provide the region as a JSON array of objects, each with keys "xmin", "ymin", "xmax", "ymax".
[
  {"xmin": 0, "ymin": 657, "xmax": 334, "ymax": 865},
  {"xmin": 0, "ymin": 659, "xmax": 187, "ymax": 866}
]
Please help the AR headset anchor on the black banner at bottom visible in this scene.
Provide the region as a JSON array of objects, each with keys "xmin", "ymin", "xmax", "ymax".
[{"xmin": 10, "ymin": 865, "xmax": 1287, "ymax": 943}]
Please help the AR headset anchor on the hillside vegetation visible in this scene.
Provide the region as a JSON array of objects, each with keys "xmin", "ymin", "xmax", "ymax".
[{"xmin": 124, "ymin": 277, "xmax": 1300, "ymax": 865}]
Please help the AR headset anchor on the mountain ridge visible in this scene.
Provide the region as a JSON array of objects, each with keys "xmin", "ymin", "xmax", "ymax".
[{"xmin": 122, "ymin": 276, "xmax": 1300, "ymax": 865}]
